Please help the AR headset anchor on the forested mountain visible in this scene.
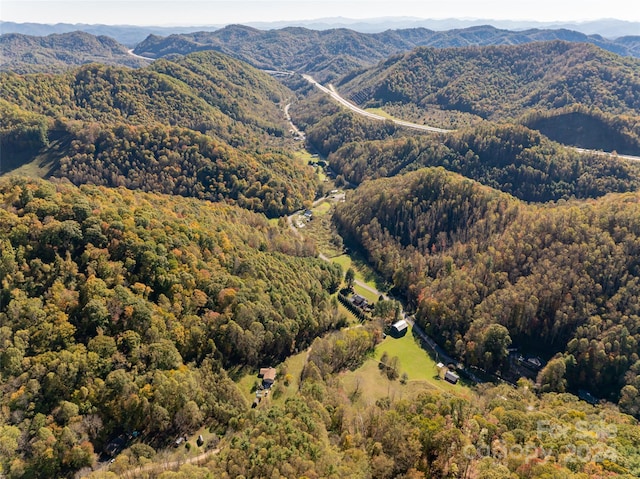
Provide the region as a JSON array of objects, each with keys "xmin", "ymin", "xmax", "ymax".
[
  {"xmin": 618, "ymin": 35, "xmax": 640, "ymax": 57},
  {"xmin": 0, "ymin": 51, "xmax": 316, "ymax": 216},
  {"xmin": 338, "ymin": 41, "xmax": 640, "ymax": 119},
  {"xmin": 1, "ymin": 179, "xmax": 637, "ymax": 479},
  {"xmin": 0, "ymin": 21, "xmax": 217, "ymax": 47},
  {"xmin": 0, "ymin": 31, "xmax": 148, "ymax": 73},
  {"xmin": 3, "ymin": 18, "xmax": 640, "ymax": 479},
  {"xmin": 334, "ymin": 167, "xmax": 640, "ymax": 410},
  {"xmin": 0, "ymin": 177, "xmax": 342, "ymax": 477},
  {"xmin": 1, "ymin": 50, "xmax": 291, "ymax": 141},
  {"xmin": 133, "ymin": 24, "xmax": 639, "ymax": 81},
  {"xmin": 3, "ymin": 18, "xmax": 640, "ymax": 41},
  {"xmin": 336, "ymin": 41, "xmax": 640, "ymax": 152},
  {"xmin": 325, "ymin": 123, "xmax": 640, "ymax": 202},
  {"xmin": 289, "ymin": 92, "xmax": 640, "ymax": 202}
]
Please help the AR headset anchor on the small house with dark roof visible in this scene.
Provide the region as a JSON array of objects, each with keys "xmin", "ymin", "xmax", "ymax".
[
  {"xmin": 105, "ymin": 436, "xmax": 126, "ymax": 457},
  {"xmin": 444, "ymin": 370, "xmax": 459, "ymax": 384},
  {"xmin": 259, "ymin": 367, "xmax": 277, "ymax": 388},
  {"xmin": 351, "ymin": 294, "xmax": 367, "ymax": 308}
]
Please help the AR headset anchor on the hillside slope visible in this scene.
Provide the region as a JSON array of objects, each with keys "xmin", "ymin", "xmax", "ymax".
[
  {"xmin": 0, "ymin": 31, "xmax": 148, "ymax": 73},
  {"xmin": 338, "ymin": 41, "xmax": 640, "ymax": 118},
  {"xmin": 0, "ymin": 51, "xmax": 316, "ymax": 216},
  {"xmin": 333, "ymin": 41, "xmax": 640, "ymax": 153},
  {"xmin": 334, "ymin": 167, "xmax": 640, "ymax": 411},
  {"xmin": 324, "ymin": 123, "xmax": 640, "ymax": 202},
  {"xmin": 0, "ymin": 177, "xmax": 342, "ymax": 478}
]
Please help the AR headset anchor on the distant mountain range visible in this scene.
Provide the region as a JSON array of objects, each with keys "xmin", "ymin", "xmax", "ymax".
[
  {"xmin": 133, "ymin": 24, "xmax": 640, "ymax": 81},
  {"xmin": 246, "ymin": 17, "xmax": 640, "ymax": 38},
  {"xmin": 0, "ymin": 22, "xmax": 211, "ymax": 47},
  {"xmin": 2, "ymin": 23, "xmax": 639, "ymax": 80},
  {"xmin": 1, "ymin": 17, "xmax": 638, "ymax": 46}
]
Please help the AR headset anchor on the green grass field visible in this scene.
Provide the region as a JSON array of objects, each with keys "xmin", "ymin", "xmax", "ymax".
[
  {"xmin": 4, "ymin": 154, "xmax": 53, "ymax": 178},
  {"xmin": 313, "ymin": 201, "xmax": 332, "ymax": 215},
  {"xmin": 337, "ymin": 301, "xmax": 361, "ymax": 326},
  {"xmin": 339, "ymin": 360, "xmax": 440, "ymax": 406},
  {"xmin": 353, "ymin": 284, "xmax": 379, "ymax": 304},
  {"xmin": 294, "ymin": 149, "xmax": 316, "ymax": 163},
  {"xmin": 331, "ymin": 254, "xmax": 352, "ymax": 270},
  {"xmin": 338, "ymin": 325, "xmax": 471, "ymax": 406},
  {"xmin": 364, "ymin": 107, "xmax": 394, "ymax": 119},
  {"xmin": 331, "ymin": 254, "xmax": 387, "ymax": 293},
  {"xmin": 235, "ymin": 348, "xmax": 310, "ymax": 406}
]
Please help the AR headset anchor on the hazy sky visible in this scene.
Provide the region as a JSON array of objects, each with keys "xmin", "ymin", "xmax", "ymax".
[{"xmin": 2, "ymin": 0, "xmax": 638, "ymax": 26}]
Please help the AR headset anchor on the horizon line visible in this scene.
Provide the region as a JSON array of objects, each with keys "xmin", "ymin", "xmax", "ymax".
[{"xmin": 1, "ymin": 16, "xmax": 636, "ymax": 29}]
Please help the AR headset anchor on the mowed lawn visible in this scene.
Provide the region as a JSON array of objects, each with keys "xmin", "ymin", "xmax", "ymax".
[
  {"xmin": 339, "ymin": 325, "xmax": 472, "ymax": 405},
  {"xmin": 353, "ymin": 284, "xmax": 379, "ymax": 304},
  {"xmin": 313, "ymin": 201, "xmax": 332, "ymax": 215},
  {"xmin": 331, "ymin": 254, "xmax": 380, "ymax": 291},
  {"xmin": 235, "ymin": 348, "xmax": 309, "ymax": 405}
]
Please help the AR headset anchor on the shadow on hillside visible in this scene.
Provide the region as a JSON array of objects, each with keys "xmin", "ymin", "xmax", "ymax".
[{"xmin": 0, "ymin": 130, "xmax": 69, "ymax": 178}]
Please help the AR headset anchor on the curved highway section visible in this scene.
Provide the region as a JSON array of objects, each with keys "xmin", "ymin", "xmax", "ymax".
[
  {"xmin": 303, "ymin": 74, "xmax": 640, "ymax": 162},
  {"xmin": 302, "ymin": 74, "xmax": 452, "ymax": 134}
]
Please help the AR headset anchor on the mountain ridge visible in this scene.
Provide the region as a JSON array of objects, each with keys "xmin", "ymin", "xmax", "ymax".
[
  {"xmin": 2, "ymin": 17, "xmax": 639, "ymax": 40},
  {"xmin": 0, "ymin": 50, "xmax": 318, "ymax": 217},
  {"xmin": 0, "ymin": 30, "xmax": 149, "ymax": 73},
  {"xmin": 133, "ymin": 24, "xmax": 640, "ymax": 81}
]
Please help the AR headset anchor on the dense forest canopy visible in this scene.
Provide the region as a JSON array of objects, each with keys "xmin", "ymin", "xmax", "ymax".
[
  {"xmin": 334, "ymin": 167, "xmax": 640, "ymax": 411},
  {"xmin": 0, "ymin": 50, "xmax": 291, "ymax": 142},
  {"xmin": 339, "ymin": 41, "xmax": 640, "ymax": 119},
  {"xmin": 334, "ymin": 41, "xmax": 640, "ymax": 153},
  {"xmin": 197, "ymin": 382, "xmax": 640, "ymax": 479},
  {"xmin": 2, "ymin": 22, "xmax": 640, "ymax": 479},
  {"xmin": 0, "ymin": 51, "xmax": 319, "ymax": 217},
  {"xmin": 0, "ymin": 177, "xmax": 342, "ymax": 477},
  {"xmin": 325, "ymin": 122, "xmax": 640, "ymax": 202},
  {"xmin": 0, "ymin": 31, "xmax": 148, "ymax": 74},
  {"xmin": 290, "ymin": 92, "xmax": 640, "ymax": 203}
]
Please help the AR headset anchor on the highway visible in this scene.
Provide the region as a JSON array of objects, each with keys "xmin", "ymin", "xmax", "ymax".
[
  {"xmin": 303, "ymin": 74, "xmax": 640, "ymax": 162},
  {"xmin": 302, "ymin": 74, "xmax": 452, "ymax": 134},
  {"xmin": 127, "ymin": 49, "xmax": 155, "ymax": 61},
  {"xmin": 574, "ymin": 148, "xmax": 640, "ymax": 163}
]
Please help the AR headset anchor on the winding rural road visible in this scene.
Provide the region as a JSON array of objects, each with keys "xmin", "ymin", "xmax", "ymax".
[
  {"xmin": 117, "ymin": 448, "xmax": 220, "ymax": 478},
  {"xmin": 284, "ymin": 103, "xmax": 305, "ymax": 139}
]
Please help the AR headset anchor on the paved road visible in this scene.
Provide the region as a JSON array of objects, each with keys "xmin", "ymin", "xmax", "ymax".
[
  {"xmin": 289, "ymin": 190, "xmax": 480, "ymax": 380},
  {"xmin": 127, "ymin": 49, "xmax": 155, "ymax": 61},
  {"xmin": 263, "ymin": 69, "xmax": 295, "ymax": 76},
  {"xmin": 284, "ymin": 103, "xmax": 305, "ymax": 139},
  {"xmin": 303, "ymin": 74, "xmax": 640, "ymax": 162},
  {"xmin": 574, "ymin": 147, "xmax": 640, "ymax": 163},
  {"xmin": 302, "ymin": 74, "xmax": 451, "ymax": 134}
]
